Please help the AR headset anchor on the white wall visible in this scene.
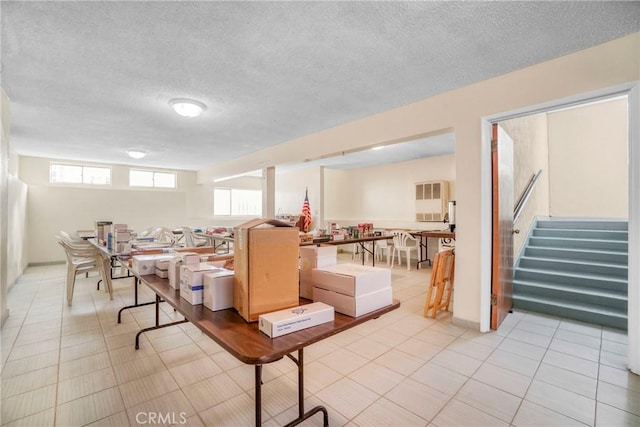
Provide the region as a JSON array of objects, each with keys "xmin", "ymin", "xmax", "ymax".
[
  {"xmin": 20, "ymin": 156, "xmax": 197, "ymax": 264},
  {"xmin": 198, "ymin": 33, "xmax": 639, "ymax": 332},
  {"xmin": 548, "ymin": 97, "xmax": 628, "ymax": 218},
  {"xmin": 275, "ymin": 166, "xmax": 323, "ymax": 229},
  {"xmin": 188, "ymin": 175, "xmax": 264, "ymax": 228}
]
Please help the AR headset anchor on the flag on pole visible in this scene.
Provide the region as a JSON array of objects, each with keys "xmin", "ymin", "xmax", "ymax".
[{"xmin": 301, "ymin": 188, "xmax": 312, "ymax": 232}]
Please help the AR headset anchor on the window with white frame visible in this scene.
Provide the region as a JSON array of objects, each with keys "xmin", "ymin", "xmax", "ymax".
[
  {"xmin": 50, "ymin": 163, "xmax": 111, "ymax": 185},
  {"xmin": 214, "ymin": 188, "xmax": 262, "ymax": 216},
  {"xmin": 129, "ymin": 170, "xmax": 176, "ymax": 188}
]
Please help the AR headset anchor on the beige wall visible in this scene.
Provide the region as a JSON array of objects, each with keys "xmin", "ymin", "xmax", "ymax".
[
  {"xmin": 548, "ymin": 97, "xmax": 628, "ymax": 218},
  {"xmin": 501, "ymin": 113, "xmax": 550, "ymax": 256},
  {"xmin": 7, "ymin": 173, "xmax": 28, "ymax": 287},
  {"xmin": 275, "ymin": 166, "xmax": 323, "ymax": 229},
  {"xmin": 199, "ymin": 33, "xmax": 640, "ymax": 329},
  {"xmin": 325, "ymin": 154, "xmax": 456, "ymax": 230},
  {"xmin": 20, "ymin": 156, "xmax": 197, "ymax": 264}
]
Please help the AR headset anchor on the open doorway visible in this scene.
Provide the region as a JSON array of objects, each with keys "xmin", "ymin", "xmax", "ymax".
[
  {"xmin": 485, "ymin": 85, "xmax": 639, "ymax": 374},
  {"xmin": 491, "ymin": 95, "xmax": 629, "ymax": 331}
]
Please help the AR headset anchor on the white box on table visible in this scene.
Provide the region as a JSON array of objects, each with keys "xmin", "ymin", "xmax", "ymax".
[
  {"xmin": 202, "ymin": 270, "xmax": 234, "ymax": 311},
  {"xmin": 168, "ymin": 253, "xmax": 201, "ymax": 289},
  {"xmin": 299, "ymin": 245, "xmax": 337, "ymax": 259},
  {"xmin": 259, "ymin": 302, "xmax": 334, "ymax": 338},
  {"xmin": 131, "ymin": 254, "xmax": 175, "ymax": 276},
  {"xmin": 180, "ymin": 282, "xmax": 203, "ymax": 305},
  {"xmin": 299, "ymin": 278, "xmax": 314, "ymax": 300},
  {"xmin": 155, "ymin": 259, "xmax": 170, "ymax": 278},
  {"xmin": 311, "ymin": 264, "xmax": 391, "ymax": 296},
  {"xmin": 313, "ymin": 286, "xmax": 392, "ymax": 317},
  {"xmin": 299, "ymin": 255, "xmax": 337, "ymax": 271},
  {"xmin": 155, "ymin": 267, "xmax": 169, "ymax": 279},
  {"xmin": 180, "ymin": 263, "xmax": 222, "ymax": 288}
]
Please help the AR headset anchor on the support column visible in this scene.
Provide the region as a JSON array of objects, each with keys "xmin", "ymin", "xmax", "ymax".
[{"xmin": 262, "ymin": 166, "xmax": 275, "ymax": 218}]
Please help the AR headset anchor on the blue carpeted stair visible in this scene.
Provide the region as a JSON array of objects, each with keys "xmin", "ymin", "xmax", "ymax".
[{"xmin": 513, "ymin": 218, "xmax": 628, "ymax": 330}]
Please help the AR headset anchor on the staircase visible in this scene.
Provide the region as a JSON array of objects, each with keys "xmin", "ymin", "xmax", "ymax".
[{"xmin": 513, "ymin": 218, "xmax": 628, "ymax": 330}]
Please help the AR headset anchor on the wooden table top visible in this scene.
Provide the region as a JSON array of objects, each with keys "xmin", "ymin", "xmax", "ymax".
[
  {"xmin": 139, "ymin": 274, "xmax": 400, "ymax": 365},
  {"xmin": 416, "ymin": 230, "xmax": 456, "ymax": 239},
  {"xmin": 300, "ymin": 234, "xmax": 392, "ymax": 246}
]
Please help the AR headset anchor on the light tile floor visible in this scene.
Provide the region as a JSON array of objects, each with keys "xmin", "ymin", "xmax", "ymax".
[{"xmin": 1, "ymin": 256, "xmax": 638, "ymax": 426}]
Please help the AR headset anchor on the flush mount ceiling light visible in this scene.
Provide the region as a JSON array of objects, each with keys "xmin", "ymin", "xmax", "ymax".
[
  {"xmin": 169, "ymin": 98, "xmax": 206, "ymax": 118},
  {"xmin": 371, "ymin": 145, "xmax": 385, "ymax": 151},
  {"xmin": 127, "ymin": 150, "xmax": 147, "ymax": 159}
]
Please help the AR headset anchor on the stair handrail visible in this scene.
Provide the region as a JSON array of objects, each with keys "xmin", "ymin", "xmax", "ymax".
[{"xmin": 514, "ymin": 169, "xmax": 543, "ymax": 223}]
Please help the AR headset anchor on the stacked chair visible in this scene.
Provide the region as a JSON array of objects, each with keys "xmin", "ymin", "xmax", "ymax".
[
  {"xmin": 423, "ymin": 249, "xmax": 455, "ymax": 318},
  {"xmin": 56, "ymin": 232, "xmax": 113, "ymax": 305},
  {"xmin": 181, "ymin": 226, "xmax": 208, "ymax": 247}
]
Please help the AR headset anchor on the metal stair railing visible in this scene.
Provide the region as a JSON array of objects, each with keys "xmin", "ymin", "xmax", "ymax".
[{"xmin": 514, "ymin": 169, "xmax": 543, "ymax": 223}]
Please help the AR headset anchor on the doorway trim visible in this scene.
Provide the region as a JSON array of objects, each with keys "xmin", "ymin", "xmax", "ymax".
[{"xmin": 479, "ymin": 81, "xmax": 639, "ymax": 374}]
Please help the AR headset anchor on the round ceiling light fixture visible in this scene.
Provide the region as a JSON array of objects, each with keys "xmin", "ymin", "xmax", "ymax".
[
  {"xmin": 169, "ymin": 98, "xmax": 206, "ymax": 118},
  {"xmin": 127, "ymin": 150, "xmax": 147, "ymax": 159}
]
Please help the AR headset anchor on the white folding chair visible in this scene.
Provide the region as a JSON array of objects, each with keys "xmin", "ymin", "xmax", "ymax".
[
  {"xmin": 390, "ymin": 230, "xmax": 419, "ymax": 270},
  {"xmin": 57, "ymin": 233, "xmax": 113, "ymax": 305}
]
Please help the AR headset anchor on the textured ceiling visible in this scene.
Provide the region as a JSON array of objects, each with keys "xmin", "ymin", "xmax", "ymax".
[{"xmin": 2, "ymin": 1, "xmax": 638, "ymax": 171}]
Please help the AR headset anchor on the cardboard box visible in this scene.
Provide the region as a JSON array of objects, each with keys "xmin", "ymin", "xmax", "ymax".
[
  {"xmin": 132, "ymin": 254, "xmax": 175, "ymax": 276},
  {"xmin": 203, "ymin": 270, "xmax": 234, "ymax": 311},
  {"xmin": 259, "ymin": 302, "xmax": 334, "ymax": 338},
  {"xmin": 180, "ymin": 282, "xmax": 203, "ymax": 305},
  {"xmin": 313, "ymin": 286, "xmax": 393, "ymax": 317},
  {"xmin": 234, "ymin": 218, "xmax": 300, "ymax": 322},
  {"xmin": 311, "ymin": 264, "xmax": 391, "ymax": 297}
]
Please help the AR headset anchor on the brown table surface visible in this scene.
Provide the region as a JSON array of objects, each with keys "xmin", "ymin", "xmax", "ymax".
[
  {"xmin": 139, "ymin": 274, "xmax": 400, "ymax": 365},
  {"xmin": 418, "ymin": 230, "xmax": 456, "ymax": 239},
  {"xmin": 299, "ymin": 234, "xmax": 392, "ymax": 246}
]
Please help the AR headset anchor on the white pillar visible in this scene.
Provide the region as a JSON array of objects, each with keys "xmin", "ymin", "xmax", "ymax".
[{"xmin": 262, "ymin": 166, "xmax": 275, "ymax": 219}]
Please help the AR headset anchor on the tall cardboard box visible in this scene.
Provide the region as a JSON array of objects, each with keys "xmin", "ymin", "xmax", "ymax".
[{"xmin": 234, "ymin": 218, "xmax": 300, "ymax": 322}]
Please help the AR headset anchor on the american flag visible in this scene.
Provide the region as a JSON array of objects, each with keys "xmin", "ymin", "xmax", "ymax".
[{"xmin": 301, "ymin": 188, "xmax": 312, "ymax": 232}]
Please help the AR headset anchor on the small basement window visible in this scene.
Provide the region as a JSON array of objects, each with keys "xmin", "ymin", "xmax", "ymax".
[
  {"xmin": 50, "ymin": 163, "xmax": 111, "ymax": 185},
  {"xmin": 129, "ymin": 170, "xmax": 176, "ymax": 188}
]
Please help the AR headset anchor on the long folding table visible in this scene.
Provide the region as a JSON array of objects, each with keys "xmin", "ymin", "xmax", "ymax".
[{"xmin": 130, "ymin": 271, "xmax": 400, "ymax": 426}]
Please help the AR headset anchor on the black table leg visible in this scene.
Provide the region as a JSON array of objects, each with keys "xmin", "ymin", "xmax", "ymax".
[
  {"xmin": 134, "ymin": 294, "xmax": 188, "ymax": 349},
  {"xmin": 117, "ymin": 276, "xmax": 156, "ymax": 323},
  {"xmin": 282, "ymin": 349, "xmax": 328, "ymax": 427},
  {"xmin": 255, "ymin": 365, "xmax": 262, "ymax": 427}
]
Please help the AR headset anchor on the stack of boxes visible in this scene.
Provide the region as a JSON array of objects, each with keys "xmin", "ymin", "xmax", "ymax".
[
  {"xmin": 298, "ymin": 246, "xmax": 337, "ymax": 299},
  {"xmin": 95, "ymin": 221, "xmax": 113, "ymax": 246},
  {"xmin": 312, "ymin": 264, "xmax": 392, "ymax": 317},
  {"xmin": 131, "ymin": 253, "xmax": 176, "ymax": 276},
  {"xmin": 113, "ymin": 225, "xmax": 132, "ymax": 253},
  {"xmin": 180, "ymin": 263, "xmax": 223, "ymax": 305},
  {"xmin": 168, "ymin": 252, "xmax": 200, "ymax": 289}
]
